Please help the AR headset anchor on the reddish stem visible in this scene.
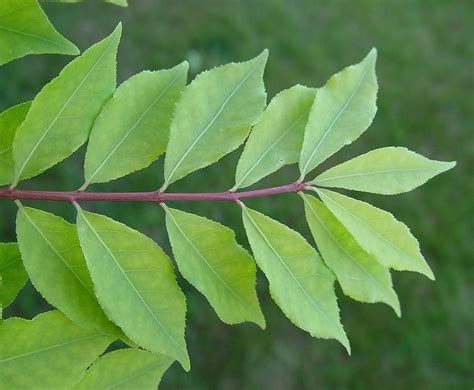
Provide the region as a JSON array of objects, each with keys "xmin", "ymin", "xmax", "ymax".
[{"xmin": 0, "ymin": 182, "xmax": 307, "ymax": 204}]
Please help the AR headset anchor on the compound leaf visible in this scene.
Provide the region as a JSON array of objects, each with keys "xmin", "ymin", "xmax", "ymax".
[
  {"xmin": 12, "ymin": 23, "xmax": 121, "ymax": 185},
  {"xmin": 74, "ymin": 349, "xmax": 172, "ymax": 390},
  {"xmin": 164, "ymin": 205, "xmax": 265, "ymax": 327},
  {"xmin": 15, "ymin": 205, "xmax": 124, "ymax": 338},
  {"xmin": 241, "ymin": 205, "xmax": 349, "ymax": 352},
  {"xmin": 0, "ymin": 243, "xmax": 28, "ymax": 310},
  {"xmin": 162, "ymin": 50, "xmax": 268, "ymax": 190},
  {"xmin": 0, "ymin": 310, "xmax": 114, "ymax": 389},
  {"xmin": 299, "ymin": 49, "xmax": 378, "ymax": 179},
  {"xmin": 233, "ymin": 85, "xmax": 316, "ymax": 190},
  {"xmin": 317, "ymin": 188, "xmax": 434, "ymax": 279},
  {"xmin": 312, "ymin": 147, "xmax": 456, "ymax": 195},
  {"xmin": 83, "ymin": 63, "xmax": 188, "ymax": 188},
  {"xmin": 0, "ymin": 102, "xmax": 30, "ymax": 186},
  {"xmin": 302, "ymin": 194, "xmax": 400, "ymax": 315},
  {"xmin": 76, "ymin": 209, "xmax": 190, "ymax": 370},
  {"xmin": 0, "ymin": 0, "xmax": 79, "ymax": 65}
]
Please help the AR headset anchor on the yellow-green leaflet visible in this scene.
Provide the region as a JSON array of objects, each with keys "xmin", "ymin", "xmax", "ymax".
[
  {"xmin": 233, "ymin": 85, "xmax": 316, "ymax": 190},
  {"xmin": 83, "ymin": 63, "xmax": 188, "ymax": 188},
  {"xmin": 0, "ymin": 0, "xmax": 79, "ymax": 65},
  {"xmin": 83, "ymin": 62, "xmax": 188, "ymax": 189},
  {"xmin": 311, "ymin": 147, "xmax": 456, "ymax": 195},
  {"xmin": 12, "ymin": 24, "xmax": 121, "ymax": 185},
  {"xmin": 0, "ymin": 243, "xmax": 27, "ymax": 310},
  {"xmin": 74, "ymin": 349, "xmax": 173, "ymax": 390},
  {"xmin": 162, "ymin": 50, "xmax": 268, "ymax": 190},
  {"xmin": 164, "ymin": 206, "xmax": 265, "ymax": 328},
  {"xmin": 299, "ymin": 48, "xmax": 378, "ymax": 179},
  {"xmin": 317, "ymin": 189, "xmax": 434, "ymax": 279},
  {"xmin": 301, "ymin": 194, "xmax": 400, "ymax": 315},
  {"xmin": 0, "ymin": 310, "xmax": 114, "ymax": 389},
  {"xmin": 76, "ymin": 209, "xmax": 190, "ymax": 370},
  {"xmin": 15, "ymin": 205, "xmax": 124, "ymax": 338},
  {"xmin": 0, "ymin": 102, "xmax": 31, "ymax": 186},
  {"xmin": 241, "ymin": 205, "xmax": 350, "ymax": 352}
]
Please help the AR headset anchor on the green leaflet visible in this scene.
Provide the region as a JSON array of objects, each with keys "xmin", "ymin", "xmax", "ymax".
[
  {"xmin": 0, "ymin": 310, "xmax": 114, "ymax": 389},
  {"xmin": 12, "ymin": 24, "xmax": 121, "ymax": 186},
  {"xmin": 105, "ymin": 0, "xmax": 127, "ymax": 5},
  {"xmin": 316, "ymin": 188, "xmax": 435, "ymax": 279},
  {"xmin": 43, "ymin": 0, "xmax": 128, "ymax": 6},
  {"xmin": 0, "ymin": 102, "xmax": 31, "ymax": 186},
  {"xmin": 311, "ymin": 147, "xmax": 456, "ymax": 195},
  {"xmin": 0, "ymin": 0, "xmax": 79, "ymax": 65},
  {"xmin": 241, "ymin": 205, "xmax": 350, "ymax": 352},
  {"xmin": 301, "ymin": 194, "xmax": 400, "ymax": 315},
  {"xmin": 233, "ymin": 85, "xmax": 316, "ymax": 190},
  {"xmin": 0, "ymin": 243, "xmax": 28, "ymax": 310},
  {"xmin": 74, "ymin": 349, "xmax": 173, "ymax": 389},
  {"xmin": 299, "ymin": 49, "xmax": 378, "ymax": 179},
  {"xmin": 163, "ymin": 205, "xmax": 265, "ymax": 328},
  {"xmin": 83, "ymin": 63, "xmax": 188, "ymax": 188},
  {"xmin": 15, "ymin": 205, "xmax": 124, "ymax": 338},
  {"xmin": 76, "ymin": 209, "xmax": 190, "ymax": 370},
  {"xmin": 162, "ymin": 50, "xmax": 268, "ymax": 190}
]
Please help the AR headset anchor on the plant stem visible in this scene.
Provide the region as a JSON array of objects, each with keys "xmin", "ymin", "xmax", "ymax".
[{"xmin": 0, "ymin": 182, "xmax": 307, "ymax": 203}]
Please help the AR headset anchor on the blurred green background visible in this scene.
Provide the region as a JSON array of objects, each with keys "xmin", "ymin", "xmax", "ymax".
[{"xmin": 1, "ymin": 0, "xmax": 472, "ymax": 388}]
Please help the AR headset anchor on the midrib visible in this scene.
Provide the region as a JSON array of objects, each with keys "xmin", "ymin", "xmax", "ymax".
[
  {"xmin": 80, "ymin": 212, "xmax": 186, "ymax": 357},
  {"xmin": 301, "ymin": 62, "xmax": 370, "ymax": 176},
  {"xmin": 243, "ymin": 208, "xmax": 340, "ymax": 330},
  {"xmin": 166, "ymin": 208, "xmax": 255, "ymax": 315},
  {"xmin": 316, "ymin": 167, "xmax": 439, "ymax": 183}
]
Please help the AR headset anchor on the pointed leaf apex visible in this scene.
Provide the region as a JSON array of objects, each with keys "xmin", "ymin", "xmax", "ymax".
[
  {"xmin": 70, "ymin": 45, "xmax": 80, "ymax": 56},
  {"xmin": 340, "ymin": 332, "xmax": 351, "ymax": 355},
  {"xmin": 181, "ymin": 354, "xmax": 191, "ymax": 372},
  {"xmin": 261, "ymin": 48, "xmax": 269, "ymax": 57},
  {"xmin": 115, "ymin": 22, "xmax": 123, "ymax": 34},
  {"xmin": 426, "ymin": 267, "xmax": 435, "ymax": 281},
  {"xmin": 445, "ymin": 160, "xmax": 457, "ymax": 170},
  {"xmin": 389, "ymin": 292, "xmax": 402, "ymax": 318},
  {"xmin": 177, "ymin": 60, "xmax": 190, "ymax": 72}
]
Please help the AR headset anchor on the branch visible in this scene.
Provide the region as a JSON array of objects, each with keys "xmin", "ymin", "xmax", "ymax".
[{"xmin": 0, "ymin": 182, "xmax": 307, "ymax": 203}]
